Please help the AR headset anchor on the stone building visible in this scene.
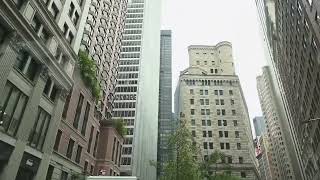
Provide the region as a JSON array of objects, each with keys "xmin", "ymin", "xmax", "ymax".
[
  {"xmin": 0, "ymin": 0, "xmax": 89, "ymax": 178},
  {"xmin": 256, "ymin": 134, "xmax": 273, "ymax": 180},
  {"xmin": 174, "ymin": 42, "xmax": 259, "ymax": 179},
  {"xmin": 49, "ymin": 0, "xmax": 128, "ymax": 178}
]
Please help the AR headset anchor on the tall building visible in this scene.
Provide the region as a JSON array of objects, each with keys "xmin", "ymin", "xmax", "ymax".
[
  {"xmin": 157, "ymin": 30, "xmax": 174, "ymax": 178},
  {"xmin": 174, "ymin": 42, "xmax": 259, "ymax": 179},
  {"xmin": 256, "ymin": 0, "xmax": 320, "ymax": 179},
  {"xmin": 253, "ymin": 116, "xmax": 266, "ymax": 136},
  {"xmin": 112, "ymin": 0, "xmax": 161, "ymax": 179},
  {"xmin": 49, "ymin": 0, "xmax": 128, "ymax": 178},
  {"xmin": 0, "ymin": 0, "xmax": 89, "ymax": 179},
  {"xmin": 257, "ymin": 66, "xmax": 297, "ymax": 180},
  {"xmin": 256, "ymin": 134, "xmax": 273, "ymax": 180}
]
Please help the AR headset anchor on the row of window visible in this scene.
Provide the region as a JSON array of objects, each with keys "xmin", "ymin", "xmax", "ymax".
[
  {"xmin": 117, "ymin": 73, "xmax": 138, "ymax": 79},
  {"xmin": 119, "ymin": 59, "xmax": 140, "ymax": 65},
  {"xmin": 114, "ymin": 102, "xmax": 136, "ymax": 109},
  {"xmin": 190, "ymin": 109, "xmax": 237, "ymax": 116},
  {"xmin": 115, "ymin": 86, "xmax": 137, "ymax": 93},
  {"xmin": 190, "ymin": 98, "xmax": 235, "ymax": 106},
  {"xmin": 191, "ymin": 119, "xmax": 238, "ymax": 127},
  {"xmin": 190, "ymin": 89, "xmax": 234, "ymax": 96},
  {"xmin": 117, "ymin": 80, "xmax": 138, "ymax": 85},
  {"xmin": 113, "ymin": 110, "xmax": 136, "ymax": 117},
  {"xmin": 121, "ymin": 53, "xmax": 140, "ymax": 58},
  {"xmin": 118, "ymin": 66, "xmax": 139, "ymax": 72},
  {"xmin": 184, "ymin": 79, "xmax": 238, "ymax": 87}
]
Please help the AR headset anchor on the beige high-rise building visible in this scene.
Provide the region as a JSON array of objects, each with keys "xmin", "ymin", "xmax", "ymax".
[
  {"xmin": 257, "ymin": 66, "xmax": 296, "ymax": 180},
  {"xmin": 174, "ymin": 42, "xmax": 259, "ymax": 179}
]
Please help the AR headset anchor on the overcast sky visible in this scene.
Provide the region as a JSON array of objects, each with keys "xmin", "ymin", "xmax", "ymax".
[{"xmin": 161, "ymin": 0, "xmax": 267, "ymax": 136}]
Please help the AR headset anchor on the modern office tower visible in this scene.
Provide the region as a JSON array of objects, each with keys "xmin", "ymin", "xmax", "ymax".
[
  {"xmin": 157, "ymin": 30, "xmax": 174, "ymax": 178},
  {"xmin": 112, "ymin": 0, "xmax": 161, "ymax": 179},
  {"xmin": 256, "ymin": 0, "xmax": 320, "ymax": 179},
  {"xmin": 257, "ymin": 66, "xmax": 296, "ymax": 180},
  {"xmin": 0, "ymin": 0, "xmax": 89, "ymax": 179},
  {"xmin": 174, "ymin": 42, "xmax": 259, "ymax": 180},
  {"xmin": 256, "ymin": 134, "xmax": 273, "ymax": 180},
  {"xmin": 49, "ymin": 0, "xmax": 128, "ymax": 178},
  {"xmin": 253, "ymin": 116, "xmax": 266, "ymax": 136}
]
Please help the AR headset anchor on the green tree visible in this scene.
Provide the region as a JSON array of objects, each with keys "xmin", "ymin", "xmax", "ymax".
[
  {"xmin": 161, "ymin": 118, "xmax": 240, "ymax": 180},
  {"xmin": 115, "ymin": 118, "xmax": 127, "ymax": 137},
  {"xmin": 161, "ymin": 119, "xmax": 201, "ymax": 180},
  {"xmin": 78, "ymin": 50, "xmax": 101, "ymax": 100}
]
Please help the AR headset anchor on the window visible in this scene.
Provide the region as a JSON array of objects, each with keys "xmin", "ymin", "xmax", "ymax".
[
  {"xmin": 54, "ymin": 130, "xmax": 62, "ymax": 151},
  {"xmin": 201, "ymin": 109, "xmax": 205, "ymax": 115},
  {"xmin": 190, "ymin": 89, "xmax": 194, "ymax": 94},
  {"xmin": 219, "ymin": 131, "xmax": 223, "ymax": 137},
  {"xmin": 232, "ymin": 110, "xmax": 236, "ymax": 115},
  {"xmin": 73, "ymin": 11, "xmax": 79, "ymax": 25},
  {"xmin": 87, "ymin": 126, "xmax": 94, "ymax": 153},
  {"xmin": 196, "ymin": 61, "xmax": 200, "ymax": 65},
  {"xmin": 63, "ymin": 23, "xmax": 68, "ymax": 36},
  {"xmin": 205, "ymin": 99, "xmax": 209, "ymax": 105},
  {"xmin": 202, "ymin": 120, "xmax": 206, "ymax": 126},
  {"xmin": 192, "ymin": 130, "xmax": 196, "ymax": 137},
  {"xmin": 69, "ymin": 2, "xmax": 75, "ymax": 16},
  {"xmin": 237, "ymin": 143, "xmax": 241, "ymax": 150},
  {"xmin": 190, "ymin": 99, "xmax": 194, "ymax": 105},
  {"xmin": 214, "ymin": 90, "xmax": 218, "ymax": 95},
  {"xmin": 191, "ymin": 109, "xmax": 195, "ymax": 115},
  {"xmin": 203, "ymin": 131, "xmax": 207, "ymax": 137},
  {"xmin": 210, "ymin": 69, "xmax": 214, "ymax": 73},
  {"xmin": 112, "ymin": 137, "xmax": 116, "ymax": 161},
  {"xmin": 191, "ymin": 119, "xmax": 196, "ymax": 126},
  {"xmin": 203, "ymin": 142, "xmax": 208, "ymax": 149},
  {"xmin": 208, "ymin": 131, "xmax": 212, "ymax": 137},
  {"xmin": 46, "ymin": 165, "xmax": 54, "ymax": 180},
  {"xmin": 223, "ymin": 120, "xmax": 227, "ymax": 126},
  {"xmin": 220, "ymin": 143, "xmax": 224, "ymax": 149},
  {"xmin": 216, "ymin": 99, "xmax": 220, "ymax": 105},
  {"xmin": 217, "ymin": 109, "xmax": 221, "ymax": 115},
  {"xmin": 66, "ymin": 138, "xmax": 75, "ymax": 158},
  {"xmin": 230, "ymin": 99, "xmax": 235, "ymax": 105},
  {"xmin": 75, "ymin": 145, "xmax": 82, "ymax": 163},
  {"xmin": 205, "ymin": 90, "xmax": 208, "ymax": 95},
  {"xmin": 31, "ymin": 15, "xmax": 41, "ymax": 33},
  {"xmin": 0, "ymin": 82, "xmax": 28, "ymax": 136},
  {"xmin": 218, "ymin": 120, "xmax": 222, "ymax": 126},
  {"xmin": 235, "ymin": 131, "xmax": 240, "ymax": 138},
  {"xmin": 81, "ymin": 102, "xmax": 90, "ymax": 135},
  {"xmin": 200, "ymin": 90, "xmax": 203, "ymax": 95},
  {"xmin": 209, "ymin": 142, "xmax": 213, "ymax": 149},
  {"xmin": 93, "ymin": 131, "xmax": 99, "ymax": 157},
  {"xmin": 207, "ymin": 120, "xmax": 211, "ymax": 126},
  {"xmin": 50, "ymin": 2, "xmax": 59, "ymax": 19},
  {"xmin": 215, "ymin": 69, "xmax": 218, "ymax": 73},
  {"xmin": 219, "ymin": 90, "xmax": 223, "ymax": 95},
  {"xmin": 226, "ymin": 143, "xmax": 230, "ymax": 149},
  {"xmin": 204, "ymin": 61, "xmax": 207, "ymax": 65},
  {"xmin": 241, "ymin": 172, "xmax": 246, "ymax": 178},
  {"xmin": 222, "ymin": 109, "xmax": 226, "ymax": 115},
  {"xmin": 15, "ymin": 51, "xmax": 39, "ymax": 81},
  {"xmin": 68, "ymin": 32, "xmax": 74, "ymax": 44},
  {"xmin": 229, "ymin": 90, "xmax": 233, "ymax": 95},
  {"xmin": 43, "ymin": 78, "xmax": 58, "ymax": 102},
  {"xmin": 73, "ymin": 94, "xmax": 84, "ymax": 129},
  {"xmin": 206, "ymin": 109, "xmax": 210, "ymax": 115},
  {"xmin": 61, "ymin": 171, "xmax": 68, "ymax": 180},
  {"xmin": 228, "ymin": 156, "xmax": 232, "ymax": 163},
  {"xmin": 220, "ymin": 99, "xmax": 224, "ymax": 105},
  {"xmin": 200, "ymin": 99, "xmax": 204, "ymax": 105},
  {"xmin": 90, "ymin": 165, "xmax": 94, "ymax": 174},
  {"xmin": 224, "ymin": 131, "xmax": 228, "ymax": 138},
  {"xmin": 239, "ymin": 157, "xmax": 243, "ymax": 164},
  {"xmin": 233, "ymin": 120, "xmax": 238, "ymax": 126},
  {"xmin": 84, "ymin": 161, "xmax": 88, "ymax": 172},
  {"xmin": 29, "ymin": 107, "xmax": 51, "ymax": 150}
]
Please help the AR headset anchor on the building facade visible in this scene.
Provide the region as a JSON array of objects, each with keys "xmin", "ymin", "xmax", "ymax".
[
  {"xmin": 253, "ymin": 116, "xmax": 266, "ymax": 137},
  {"xmin": 256, "ymin": 0, "xmax": 320, "ymax": 179},
  {"xmin": 48, "ymin": 0, "xmax": 128, "ymax": 179},
  {"xmin": 0, "ymin": 0, "xmax": 89, "ymax": 178},
  {"xmin": 257, "ymin": 66, "xmax": 296, "ymax": 180},
  {"xmin": 174, "ymin": 42, "xmax": 259, "ymax": 179},
  {"xmin": 256, "ymin": 134, "xmax": 273, "ymax": 180},
  {"xmin": 157, "ymin": 30, "xmax": 174, "ymax": 179},
  {"xmin": 112, "ymin": 0, "xmax": 161, "ymax": 179}
]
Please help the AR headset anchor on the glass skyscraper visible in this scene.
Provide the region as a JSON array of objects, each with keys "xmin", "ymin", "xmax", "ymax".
[
  {"xmin": 157, "ymin": 30, "xmax": 174, "ymax": 178},
  {"xmin": 113, "ymin": 0, "xmax": 161, "ymax": 179}
]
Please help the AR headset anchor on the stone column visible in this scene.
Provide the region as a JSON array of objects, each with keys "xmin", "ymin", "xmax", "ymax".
[
  {"xmin": 34, "ymin": 88, "xmax": 68, "ymax": 180},
  {"xmin": 0, "ymin": 32, "xmax": 25, "ymax": 96},
  {"xmin": 0, "ymin": 66, "xmax": 48, "ymax": 180}
]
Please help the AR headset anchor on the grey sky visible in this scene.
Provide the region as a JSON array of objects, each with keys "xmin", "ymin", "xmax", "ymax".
[{"xmin": 161, "ymin": 0, "xmax": 267, "ymax": 136}]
